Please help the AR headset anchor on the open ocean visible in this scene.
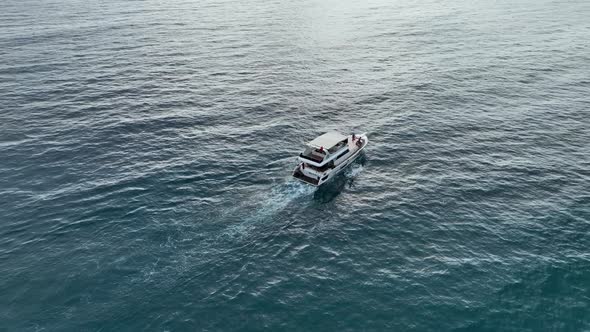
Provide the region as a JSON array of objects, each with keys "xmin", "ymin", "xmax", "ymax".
[{"xmin": 1, "ymin": 0, "xmax": 589, "ymax": 330}]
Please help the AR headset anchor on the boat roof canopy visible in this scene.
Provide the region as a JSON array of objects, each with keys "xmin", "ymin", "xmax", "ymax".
[{"xmin": 306, "ymin": 132, "xmax": 347, "ymax": 149}]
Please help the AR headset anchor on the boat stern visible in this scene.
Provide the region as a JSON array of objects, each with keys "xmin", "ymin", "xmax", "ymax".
[{"xmin": 292, "ymin": 168, "xmax": 320, "ymax": 186}]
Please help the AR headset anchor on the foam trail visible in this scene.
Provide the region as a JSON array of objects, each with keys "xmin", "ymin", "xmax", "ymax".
[
  {"xmin": 255, "ymin": 180, "xmax": 316, "ymax": 215},
  {"xmin": 346, "ymin": 164, "xmax": 365, "ymax": 178},
  {"xmin": 220, "ymin": 163, "xmax": 363, "ymax": 239},
  {"xmin": 220, "ymin": 180, "xmax": 315, "ymax": 239}
]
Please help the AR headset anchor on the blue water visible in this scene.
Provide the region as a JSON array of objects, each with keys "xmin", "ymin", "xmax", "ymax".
[{"xmin": 1, "ymin": 0, "xmax": 589, "ymax": 330}]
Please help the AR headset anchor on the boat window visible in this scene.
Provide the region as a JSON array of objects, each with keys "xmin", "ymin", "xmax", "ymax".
[
  {"xmin": 335, "ymin": 148, "xmax": 349, "ymax": 160},
  {"xmin": 307, "ymin": 160, "xmax": 334, "ymax": 172}
]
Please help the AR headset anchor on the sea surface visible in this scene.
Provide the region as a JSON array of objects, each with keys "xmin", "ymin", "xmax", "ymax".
[{"xmin": 1, "ymin": 0, "xmax": 589, "ymax": 330}]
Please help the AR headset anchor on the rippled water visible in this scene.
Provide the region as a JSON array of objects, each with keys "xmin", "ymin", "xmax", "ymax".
[{"xmin": 1, "ymin": 0, "xmax": 589, "ymax": 330}]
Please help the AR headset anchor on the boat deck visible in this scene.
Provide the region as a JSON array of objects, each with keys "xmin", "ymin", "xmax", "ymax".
[
  {"xmin": 293, "ymin": 170, "xmax": 319, "ymax": 186},
  {"xmin": 299, "ymin": 153, "xmax": 324, "ymax": 163}
]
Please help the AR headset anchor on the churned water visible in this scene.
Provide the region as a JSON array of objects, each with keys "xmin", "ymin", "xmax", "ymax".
[{"xmin": 1, "ymin": 0, "xmax": 589, "ymax": 330}]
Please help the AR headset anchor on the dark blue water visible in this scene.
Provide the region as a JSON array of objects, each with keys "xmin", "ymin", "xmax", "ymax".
[{"xmin": 1, "ymin": 0, "xmax": 589, "ymax": 330}]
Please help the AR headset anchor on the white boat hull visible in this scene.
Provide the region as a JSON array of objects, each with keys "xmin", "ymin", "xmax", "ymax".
[{"xmin": 293, "ymin": 133, "xmax": 368, "ymax": 187}]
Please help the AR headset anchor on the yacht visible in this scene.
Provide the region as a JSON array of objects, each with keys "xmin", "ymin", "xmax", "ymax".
[{"xmin": 293, "ymin": 131, "xmax": 368, "ymax": 186}]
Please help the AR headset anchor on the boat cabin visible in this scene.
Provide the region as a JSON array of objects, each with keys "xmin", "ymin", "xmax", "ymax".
[{"xmin": 298, "ymin": 132, "xmax": 350, "ymax": 166}]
